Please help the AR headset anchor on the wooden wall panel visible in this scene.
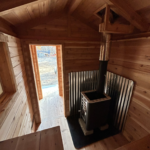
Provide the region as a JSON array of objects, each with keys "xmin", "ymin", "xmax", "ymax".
[
  {"xmin": 63, "ymin": 42, "xmax": 100, "ymax": 116},
  {"xmin": 21, "ymin": 43, "xmax": 41, "ymax": 124},
  {"xmin": 19, "ymin": 15, "xmax": 101, "ymax": 117},
  {"xmin": 21, "ymin": 39, "xmax": 100, "ymax": 117},
  {"xmin": 0, "ymin": 33, "xmax": 35, "ymax": 141},
  {"xmin": 108, "ymin": 38, "xmax": 150, "ymax": 142}
]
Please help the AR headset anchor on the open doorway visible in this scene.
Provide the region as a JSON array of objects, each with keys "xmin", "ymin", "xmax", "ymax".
[
  {"xmin": 36, "ymin": 46, "xmax": 58, "ymax": 97},
  {"xmin": 30, "ymin": 45, "xmax": 64, "ymax": 130}
]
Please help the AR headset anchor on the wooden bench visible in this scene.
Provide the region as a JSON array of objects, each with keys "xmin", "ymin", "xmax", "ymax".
[{"xmin": 0, "ymin": 126, "xmax": 64, "ymax": 150}]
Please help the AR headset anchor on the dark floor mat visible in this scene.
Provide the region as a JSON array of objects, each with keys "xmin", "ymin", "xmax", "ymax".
[{"xmin": 67, "ymin": 115, "xmax": 120, "ymax": 149}]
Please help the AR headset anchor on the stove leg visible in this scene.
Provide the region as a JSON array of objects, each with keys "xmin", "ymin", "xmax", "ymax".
[
  {"xmin": 79, "ymin": 118, "xmax": 93, "ymax": 136},
  {"xmin": 100, "ymin": 124, "xmax": 109, "ymax": 131}
]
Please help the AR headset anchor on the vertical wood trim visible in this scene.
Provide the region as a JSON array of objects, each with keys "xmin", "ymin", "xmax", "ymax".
[
  {"xmin": 56, "ymin": 45, "xmax": 63, "ymax": 97},
  {"xmin": 30, "ymin": 45, "xmax": 43, "ymax": 100},
  {"xmin": 104, "ymin": 4, "xmax": 110, "ymax": 30},
  {"xmin": 61, "ymin": 44, "xmax": 67, "ymax": 116}
]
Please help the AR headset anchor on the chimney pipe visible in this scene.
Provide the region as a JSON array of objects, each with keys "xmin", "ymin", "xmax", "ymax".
[{"xmin": 97, "ymin": 33, "xmax": 111, "ymax": 95}]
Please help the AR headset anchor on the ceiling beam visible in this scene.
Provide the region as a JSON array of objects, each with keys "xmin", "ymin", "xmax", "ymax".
[
  {"xmin": 104, "ymin": 0, "xmax": 149, "ymax": 31},
  {"xmin": 0, "ymin": 0, "xmax": 48, "ymax": 16},
  {"xmin": 0, "ymin": 0, "xmax": 47, "ymax": 12},
  {"xmin": 0, "ymin": 17, "xmax": 16, "ymax": 36},
  {"xmin": 65, "ymin": 0, "xmax": 83, "ymax": 14}
]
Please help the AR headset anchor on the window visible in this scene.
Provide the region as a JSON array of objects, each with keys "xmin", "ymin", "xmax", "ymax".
[{"xmin": 0, "ymin": 42, "xmax": 17, "ymax": 106}]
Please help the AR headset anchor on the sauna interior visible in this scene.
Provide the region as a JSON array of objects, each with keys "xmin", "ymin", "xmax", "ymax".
[{"xmin": 0, "ymin": 0, "xmax": 150, "ymax": 150}]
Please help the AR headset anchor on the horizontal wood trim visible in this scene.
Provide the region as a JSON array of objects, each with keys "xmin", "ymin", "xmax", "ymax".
[{"xmin": 0, "ymin": 18, "xmax": 16, "ymax": 36}]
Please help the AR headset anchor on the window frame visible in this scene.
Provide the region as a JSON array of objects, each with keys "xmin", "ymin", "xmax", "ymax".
[{"xmin": 0, "ymin": 42, "xmax": 17, "ymax": 110}]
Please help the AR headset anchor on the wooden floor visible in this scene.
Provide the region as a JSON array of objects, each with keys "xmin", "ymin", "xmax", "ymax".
[
  {"xmin": 38, "ymin": 89, "xmax": 64, "ymax": 131},
  {"xmin": 38, "ymin": 89, "xmax": 129, "ymax": 150},
  {"xmin": 116, "ymin": 135, "xmax": 150, "ymax": 150}
]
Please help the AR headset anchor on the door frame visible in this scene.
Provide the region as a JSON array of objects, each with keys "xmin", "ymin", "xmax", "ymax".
[
  {"xmin": 30, "ymin": 45, "xmax": 43, "ymax": 100},
  {"xmin": 30, "ymin": 45, "xmax": 63, "ymax": 99},
  {"xmin": 22, "ymin": 41, "xmax": 66, "ymax": 126}
]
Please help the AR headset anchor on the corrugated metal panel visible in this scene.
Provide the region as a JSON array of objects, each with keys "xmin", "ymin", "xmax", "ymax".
[
  {"xmin": 69, "ymin": 70, "xmax": 99, "ymax": 116},
  {"xmin": 69, "ymin": 70, "xmax": 134, "ymax": 131},
  {"xmin": 105, "ymin": 71, "xmax": 134, "ymax": 131}
]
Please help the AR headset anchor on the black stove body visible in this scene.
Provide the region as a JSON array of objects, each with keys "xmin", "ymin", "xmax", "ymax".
[
  {"xmin": 81, "ymin": 90, "xmax": 111, "ymax": 130},
  {"xmin": 80, "ymin": 33, "xmax": 111, "ymax": 131}
]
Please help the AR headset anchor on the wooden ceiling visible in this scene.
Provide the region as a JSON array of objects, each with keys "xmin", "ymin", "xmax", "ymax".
[{"xmin": 0, "ymin": 0, "xmax": 150, "ymax": 33}]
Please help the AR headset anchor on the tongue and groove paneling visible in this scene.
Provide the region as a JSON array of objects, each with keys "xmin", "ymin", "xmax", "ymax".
[
  {"xmin": 20, "ymin": 14, "xmax": 101, "ymax": 117},
  {"xmin": 108, "ymin": 38, "xmax": 150, "ymax": 142},
  {"xmin": 0, "ymin": 34, "xmax": 35, "ymax": 141}
]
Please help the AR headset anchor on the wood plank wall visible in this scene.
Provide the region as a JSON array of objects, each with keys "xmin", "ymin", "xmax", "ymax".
[
  {"xmin": 21, "ymin": 39, "xmax": 100, "ymax": 117},
  {"xmin": 20, "ymin": 15, "xmax": 101, "ymax": 117},
  {"xmin": 64, "ymin": 42, "xmax": 100, "ymax": 116},
  {"xmin": 0, "ymin": 34, "xmax": 34, "ymax": 141},
  {"xmin": 108, "ymin": 38, "xmax": 150, "ymax": 142}
]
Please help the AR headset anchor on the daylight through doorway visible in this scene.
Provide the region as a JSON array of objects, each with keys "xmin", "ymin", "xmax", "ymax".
[
  {"xmin": 34, "ymin": 45, "xmax": 64, "ymax": 131},
  {"xmin": 36, "ymin": 46, "xmax": 58, "ymax": 98}
]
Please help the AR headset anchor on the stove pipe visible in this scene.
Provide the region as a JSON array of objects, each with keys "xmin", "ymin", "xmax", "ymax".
[{"xmin": 97, "ymin": 33, "xmax": 111, "ymax": 95}]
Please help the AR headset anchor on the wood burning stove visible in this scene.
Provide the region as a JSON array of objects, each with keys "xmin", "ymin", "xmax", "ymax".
[
  {"xmin": 79, "ymin": 33, "xmax": 112, "ymax": 135},
  {"xmin": 81, "ymin": 90, "xmax": 111, "ymax": 130}
]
